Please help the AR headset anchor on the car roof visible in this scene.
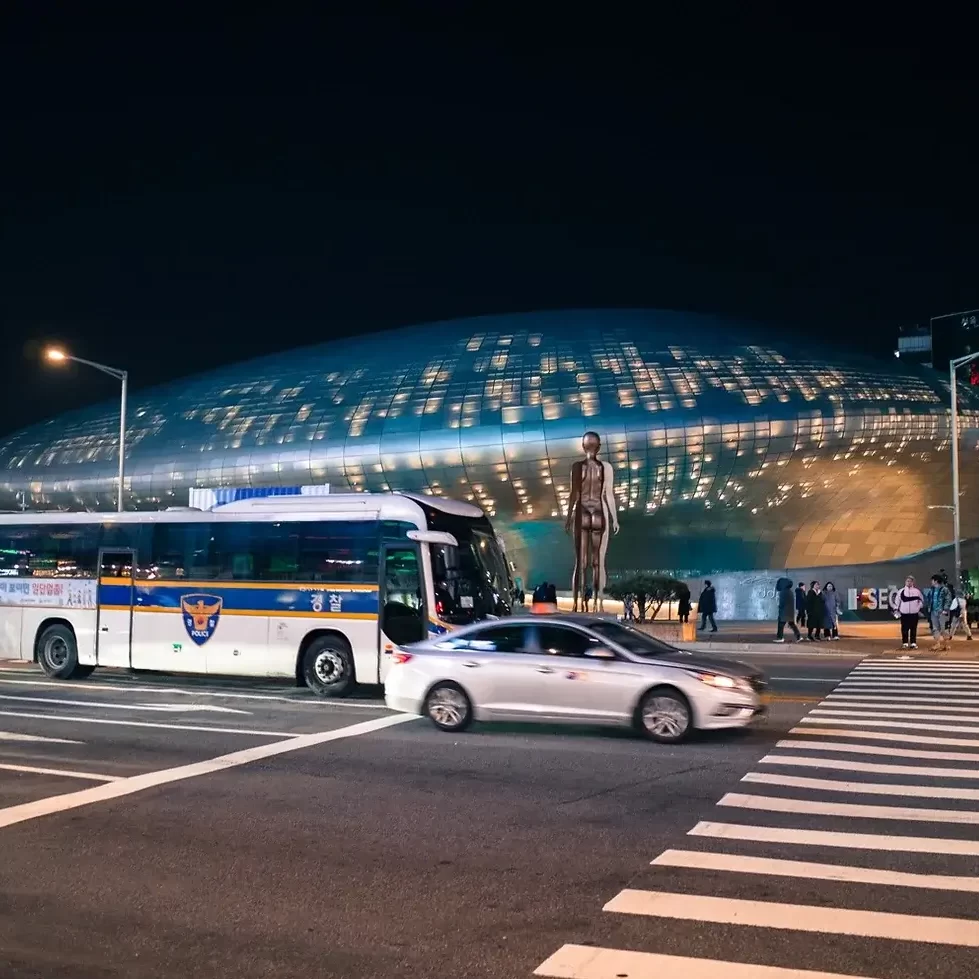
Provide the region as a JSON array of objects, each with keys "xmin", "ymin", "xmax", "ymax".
[{"xmin": 467, "ymin": 613, "xmax": 620, "ymax": 628}]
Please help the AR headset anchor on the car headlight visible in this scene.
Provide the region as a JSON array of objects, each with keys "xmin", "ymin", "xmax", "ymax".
[{"xmin": 687, "ymin": 671, "xmax": 752, "ymax": 692}]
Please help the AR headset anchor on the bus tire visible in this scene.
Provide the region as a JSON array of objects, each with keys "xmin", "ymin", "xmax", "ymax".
[
  {"xmin": 301, "ymin": 636, "xmax": 355, "ymax": 698},
  {"xmin": 37, "ymin": 623, "xmax": 82, "ymax": 679}
]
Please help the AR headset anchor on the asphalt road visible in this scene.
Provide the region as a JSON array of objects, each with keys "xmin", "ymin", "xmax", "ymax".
[{"xmin": 4, "ymin": 652, "xmax": 977, "ymax": 978}]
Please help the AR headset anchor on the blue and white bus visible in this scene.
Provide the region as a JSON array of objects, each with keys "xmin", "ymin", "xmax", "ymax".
[{"xmin": 0, "ymin": 493, "xmax": 516, "ymax": 695}]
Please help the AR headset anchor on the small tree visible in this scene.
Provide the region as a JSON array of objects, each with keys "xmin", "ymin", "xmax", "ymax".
[{"xmin": 606, "ymin": 572, "xmax": 685, "ymax": 622}]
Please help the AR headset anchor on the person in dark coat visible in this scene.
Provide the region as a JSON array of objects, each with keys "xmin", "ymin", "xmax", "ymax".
[
  {"xmin": 677, "ymin": 584, "xmax": 691, "ymax": 624},
  {"xmin": 795, "ymin": 581, "xmax": 807, "ymax": 628},
  {"xmin": 822, "ymin": 581, "xmax": 841, "ymax": 640},
  {"xmin": 805, "ymin": 581, "xmax": 824, "ymax": 640},
  {"xmin": 774, "ymin": 576, "xmax": 801, "ymax": 642},
  {"xmin": 697, "ymin": 580, "xmax": 717, "ymax": 632}
]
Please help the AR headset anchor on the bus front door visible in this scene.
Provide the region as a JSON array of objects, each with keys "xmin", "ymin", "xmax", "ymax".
[
  {"xmin": 95, "ymin": 549, "xmax": 135, "ymax": 669},
  {"xmin": 378, "ymin": 543, "xmax": 426, "ymax": 682}
]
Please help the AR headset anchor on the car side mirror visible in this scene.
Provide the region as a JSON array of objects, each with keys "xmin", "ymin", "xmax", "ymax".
[{"xmin": 585, "ymin": 647, "xmax": 615, "ymax": 660}]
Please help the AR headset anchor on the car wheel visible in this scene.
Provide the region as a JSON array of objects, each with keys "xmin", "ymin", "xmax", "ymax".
[
  {"xmin": 638, "ymin": 687, "xmax": 692, "ymax": 743},
  {"xmin": 302, "ymin": 637, "xmax": 355, "ymax": 697},
  {"xmin": 424, "ymin": 682, "xmax": 473, "ymax": 732},
  {"xmin": 37, "ymin": 624, "xmax": 81, "ymax": 679}
]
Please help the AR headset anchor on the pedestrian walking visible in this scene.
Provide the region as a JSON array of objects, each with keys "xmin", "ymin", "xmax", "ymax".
[
  {"xmin": 948, "ymin": 586, "xmax": 974, "ymax": 641},
  {"xmin": 894, "ymin": 575, "xmax": 924, "ymax": 649},
  {"xmin": 677, "ymin": 585, "xmax": 691, "ymax": 624},
  {"xmin": 930, "ymin": 573, "xmax": 952, "ymax": 648},
  {"xmin": 805, "ymin": 581, "xmax": 824, "ymax": 640},
  {"xmin": 794, "ymin": 581, "xmax": 807, "ymax": 629},
  {"xmin": 773, "ymin": 576, "xmax": 801, "ymax": 642},
  {"xmin": 822, "ymin": 581, "xmax": 841, "ymax": 640},
  {"xmin": 697, "ymin": 580, "xmax": 717, "ymax": 632}
]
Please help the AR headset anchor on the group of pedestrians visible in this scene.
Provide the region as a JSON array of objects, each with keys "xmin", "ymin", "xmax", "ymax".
[
  {"xmin": 896, "ymin": 572, "xmax": 973, "ymax": 650},
  {"xmin": 774, "ymin": 578, "xmax": 841, "ymax": 643}
]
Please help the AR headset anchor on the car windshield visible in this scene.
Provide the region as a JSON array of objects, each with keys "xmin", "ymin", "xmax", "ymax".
[{"xmin": 589, "ymin": 620, "xmax": 678, "ymax": 657}]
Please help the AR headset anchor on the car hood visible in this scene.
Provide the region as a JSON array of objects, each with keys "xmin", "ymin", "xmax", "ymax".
[{"xmin": 642, "ymin": 649, "xmax": 760, "ymax": 678}]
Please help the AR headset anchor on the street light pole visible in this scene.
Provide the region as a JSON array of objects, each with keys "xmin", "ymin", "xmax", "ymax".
[
  {"xmin": 44, "ymin": 350, "xmax": 129, "ymax": 512},
  {"xmin": 950, "ymin": 350, "xmax": 979, "ymax": 588}
]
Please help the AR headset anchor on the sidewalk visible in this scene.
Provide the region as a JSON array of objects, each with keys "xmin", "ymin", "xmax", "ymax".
[{"xmin": 674, "ymin": 620, "xmax": 979, "ymax": 659}]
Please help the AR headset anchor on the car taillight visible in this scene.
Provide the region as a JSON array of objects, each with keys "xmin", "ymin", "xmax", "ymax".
[{"xmin": 392, "ymin": 652, "xmax": 413, "ymax": 665}]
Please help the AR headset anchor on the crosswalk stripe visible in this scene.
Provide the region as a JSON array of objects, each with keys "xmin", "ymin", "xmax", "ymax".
[
  {"xmin": 743, "ymin": 770, "xmax": 979, "ymax": 800},
  {"xmin": 821, "ymin": 702, "xmax": 979, "ymax": 713},
  {"xmin": 801, "ymin": 717, "xmax": 979, "ymax": 734},
  {"xmin": 775, "ymin": 739, "xmax": 979, "ymax": 762},
  {"xmin": 838, "ymin": 683, "xmax": 979, "ymax": 690},
  {"xmin": 813, "ymin": 708, "xmax": 979, "ymax": 722},
  {"xmin": 789, "ymin": 726, "xmax": 979, "ymax": 747},
  {"xmin": 761, "ymin": 753, "xmax": 979, "ymax": 777},
  {"xmin": 826, "ymin": 695, "xmax": 979, "ymax": 706},
  {"xmin": 689, "ymin": 819, "xmax": 979, "ymax": 854},
  {"xmin": 862, "ymin": 659, "xmax": 979, "ymax": 665},
  {"xmin": 720, "ymin": 791, "xmax": 979, "ymax": 824},
  {"xmin": 534, "ymin": 945, "xmax": 887, "ymax": 979},
  {"xmin": 651, "ymin": 848, "xmax": 979, "ymax": 893},
  {"xmin": 603, "ymin": 889, "xmax": 979, "ymax": 946}
]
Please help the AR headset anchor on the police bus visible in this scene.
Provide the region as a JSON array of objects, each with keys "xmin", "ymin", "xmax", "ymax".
[{"xmin": 0, "ymin": 493, "xmax": 516, "ymax": 695}]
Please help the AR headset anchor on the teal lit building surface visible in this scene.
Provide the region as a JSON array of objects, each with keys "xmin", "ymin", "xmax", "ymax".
[{"xmin": 2, "ymin": 310, "xmax": 977, "ymax": 584}]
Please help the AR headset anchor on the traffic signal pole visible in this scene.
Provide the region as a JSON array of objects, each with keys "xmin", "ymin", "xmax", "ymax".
[{"xmin": 951, "ymin": 351, "xmax": 979, "ymax": 588}]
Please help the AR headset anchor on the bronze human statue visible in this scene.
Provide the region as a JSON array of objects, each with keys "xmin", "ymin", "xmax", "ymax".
[{"xmin": 565, "ymin": 431, "xmax": 618, "ymax": 611}]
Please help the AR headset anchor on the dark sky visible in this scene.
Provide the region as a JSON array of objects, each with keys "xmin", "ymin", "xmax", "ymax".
[{"xmin": 2, "ymin": 10, "xmax": 978, "ymax": 435}]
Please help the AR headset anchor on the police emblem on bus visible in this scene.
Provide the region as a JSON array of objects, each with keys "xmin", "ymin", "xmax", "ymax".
[{"xmin": 180, "ymin": 594, "xmax": 223, "ymax": 646}]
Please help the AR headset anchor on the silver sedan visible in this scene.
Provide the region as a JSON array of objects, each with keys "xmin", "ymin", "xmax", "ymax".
[{"xmin": 384, "ymin": 614, "xmax": 767, "ymax": 743}]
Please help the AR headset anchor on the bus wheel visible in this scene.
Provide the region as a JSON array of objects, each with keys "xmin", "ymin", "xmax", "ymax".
[
  {"xmin": 37, "ymin": 624, "xmax": 82, "ymax": 679},
  {"xmin": 302, "ymin": 637, "xmax": 355, "ymax": 697}
]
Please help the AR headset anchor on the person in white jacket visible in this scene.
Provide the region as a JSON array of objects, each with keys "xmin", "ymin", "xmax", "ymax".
[{"xmin": 895, "ymin": 575, "xmax": 925, "ymax": 649}]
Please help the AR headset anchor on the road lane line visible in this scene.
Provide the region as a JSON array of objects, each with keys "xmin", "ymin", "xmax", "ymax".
[
  {"xmin": 0, "ymin": 709, "xmax": 298, "ymax": 737},
  {"xmin": 0, "ymin": 693, "xmax": 251, "ymax": 715},
  {"xmin": 743, "ymin": 771, "xmax": 979, "ymax": 800},
  {"xmin": 775, "ymin": 739, "xmax": 979, "ymax": 762},
  {"xmin": 813, "ymin": 708, "xmax": 979, "ymax": 722},
  {"xmin": 800, "ymin": 717, "xmax": 979, "ymax": 734},
  {"xmin": 760, "ymin": 753, "xmax": 979, "ymax": 778},
  {"xmin": 651, "ymin": 849, "xmax": 979, "ymax": 893},
  {"xmin": 689, "ymin": 820, "xmax": 979, "ymax": 855},
  {"xmin": 838, "ymin": 682, "xmax": 979, "ymax": 689},
  {"xmin": 0, "ymin": 712, "xmax": 416, "ymax": 830},
  {"xmin": 535, "ymin": 945, "xmax": 884, "ymax": 979},
  {"xmin": 788, "ymin": 727, "xmax": 979, "ymax": 747},
  {"xmin": 0, "ymin": 676, "xmax": 390, "ymax": 709},
  {"xmin": 0, "ymin": 762, "xmax": 121, "ymax": 782},
  {"xmin": 603, "ymin": 889, "xmax": 979, "ymax": 946},
  {"xmin": 0, "ymin": 730, "xmax": 82, "ymax": 744},
  {"xmin": 719, "ymin": 791, "xmax": 979, "ymax": 824}
]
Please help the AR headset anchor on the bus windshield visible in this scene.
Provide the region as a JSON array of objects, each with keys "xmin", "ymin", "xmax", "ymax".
[{"xmin": 430, "ymin": 531, "xmax": 514, "ymax": 624}]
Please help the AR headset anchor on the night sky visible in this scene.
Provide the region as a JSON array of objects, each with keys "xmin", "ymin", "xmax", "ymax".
[{"xmin": 2, "ymin": 11, "xmax": 977, "ymax": 436}]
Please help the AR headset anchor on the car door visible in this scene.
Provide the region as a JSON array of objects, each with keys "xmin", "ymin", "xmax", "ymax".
[
  {"xmin": 534, "ymin": 624, "xmax": 640, "ymax": 723},
  {"xmin": 434, "ymin": 623, "xmax": 539, "ymax": 717}
]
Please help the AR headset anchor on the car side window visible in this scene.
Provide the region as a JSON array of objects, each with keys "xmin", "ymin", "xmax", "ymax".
[
  {"xmin": 537, "ymin": 625, "xmax": 602, "ymax": 658},
  {"xmin": 436, "ymin": 625, "xmax": 529, "ymax": 653}
]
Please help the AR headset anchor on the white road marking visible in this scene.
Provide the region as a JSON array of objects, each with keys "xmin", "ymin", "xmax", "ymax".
[
  {"xmin": 775, "ymin": 739, "xmax": 979, "ymax": 762},
  {"xmin": 813, "ymin": 708, "xmax": 979, "ymax": 722},
  {"xmin": 0, "ymin": 730, "xmax": 82, "ymax": 744},
  {"xmin": 720, "ymin": 791, "xmax": 979, "ymax": 824},
  {"xmin": 0, "ymin": 709, "xmax": 298, "ymax": 737},
  {"xmin": 760, "ymin": 753, "xmax": 979, "ymax": 778},
  {"xmin": 801, "ymin": 716, "xmax": 979, "ymax": 734},
  {"xmin": 0, "ymin": 676, "xmax": 390, "ymax": 709},
  {"xmin": 689, "ymin": 820, "xmax": 979, "ymax": 855},
  {"xmin": 743, "ymin": 770, "xmax": 979, "ymax": 800},
  {"xmin": 839, "ymin": 682, "xmax": 979, "ymax": 689},
  {"xmin": 651, "ymin": 848, "xmax": 979, "ymax": 893},
  {"xmin": 789, "ymin": 726, "xmax": 979, "ymax": 747},
  {"xmin": 534, "ymin": 945, "xmax": 882, "ymax": 979},
  {"xmin": 603, "ymin": 888, "xmax": 979, "ymax": 946},
  {"xmin": 862, "ymin": 659, "xmax": 979, "ymax": 665},
  {"xmin": 826, "ymin": 696, "xmax": 979, "ymax": 707},
  {"xmin": 0, "ymin": 712, "xmax": 416, "ymax": 830},
  {"xmin": 767, "ymin": 677, "xmax": 841, "ymax": 682},
  {"xmin": 0, "ymin": 762, "xmax": 121, "ymax": 782},
  {"xmin": 0, "ymin": 693, "xmax": 253, "ymax": 714}
]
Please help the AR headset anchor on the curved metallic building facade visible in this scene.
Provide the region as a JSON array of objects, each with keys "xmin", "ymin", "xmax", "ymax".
[{"xmin": 2, "ymin": 310, "xmax": 978, "ymax": 581}]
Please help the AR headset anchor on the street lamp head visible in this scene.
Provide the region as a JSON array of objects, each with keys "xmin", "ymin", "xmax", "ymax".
[{"xmin": 44, "ymin": 348, "xmax": 68, "ymax": 363}]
